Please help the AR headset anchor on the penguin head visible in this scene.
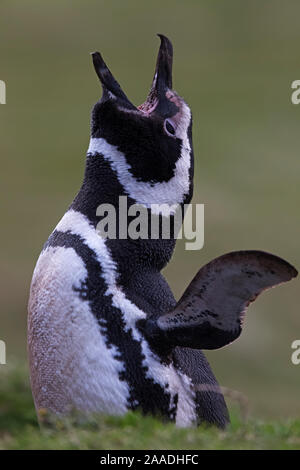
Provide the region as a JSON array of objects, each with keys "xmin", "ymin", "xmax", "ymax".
[{"xmin": 89, "ymin": 35, "xmax": 194, "ymax": 211}]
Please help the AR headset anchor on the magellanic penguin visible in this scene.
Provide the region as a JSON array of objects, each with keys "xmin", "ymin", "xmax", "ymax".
[{"xmin": 28, "ymin": 35, "xmax": 297, "ymax": 428}]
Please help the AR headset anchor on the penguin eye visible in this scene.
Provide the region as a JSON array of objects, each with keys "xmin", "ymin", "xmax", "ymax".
[{"xmin": 164, "ymin": 119, "xmax": 176, "ymax": 136}]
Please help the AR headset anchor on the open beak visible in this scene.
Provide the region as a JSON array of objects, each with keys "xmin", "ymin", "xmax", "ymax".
[
  {"xmin": 91, "ymin": 51, "xmax": 136, "ymax": 110},
  {"xmin": 92, "ymin": 34, "xmax": 174, "ymax": 114}
]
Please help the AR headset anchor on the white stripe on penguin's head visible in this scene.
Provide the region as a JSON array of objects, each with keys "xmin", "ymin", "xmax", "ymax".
[{"xmin": 89, "ymin": 35, "xmax": 194, "ymax": 216}]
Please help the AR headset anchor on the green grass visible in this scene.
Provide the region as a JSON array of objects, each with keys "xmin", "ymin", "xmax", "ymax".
[{"xmin": 1, "ymin": 364, "xmax": 299, "ymax": 450}]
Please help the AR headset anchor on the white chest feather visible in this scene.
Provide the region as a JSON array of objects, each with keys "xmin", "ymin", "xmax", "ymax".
[{"xmin": 28, "ymin": 210, "xmax": 196, "ymax": 426}]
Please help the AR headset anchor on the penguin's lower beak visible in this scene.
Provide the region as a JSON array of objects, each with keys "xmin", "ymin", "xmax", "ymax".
[{"xmin": 92, "ymin": 51, "xmax": 136, "ymax": 110}]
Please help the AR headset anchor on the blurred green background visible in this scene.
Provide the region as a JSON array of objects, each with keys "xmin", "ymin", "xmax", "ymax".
[{"xmin": 0, "ymin": 0, "xmax": 299, "ymax": 420}]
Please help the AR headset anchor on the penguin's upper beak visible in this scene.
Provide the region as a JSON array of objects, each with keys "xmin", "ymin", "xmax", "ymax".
[
  {"xmin": 138, "ymin": 34, "xmax": 174, "ymax": 115},
  {"xmin": 151, "ymin": 34, "xmax": 173, "ymax": 94}
]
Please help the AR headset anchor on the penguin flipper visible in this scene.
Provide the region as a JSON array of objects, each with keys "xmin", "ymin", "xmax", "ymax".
[{"xmin": 139, "ymin": 251, "xmax": 297, "ymax": 351}]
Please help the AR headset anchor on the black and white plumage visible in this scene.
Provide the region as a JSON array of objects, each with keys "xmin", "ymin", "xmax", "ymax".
[{"xmin": 28, "ymin": 35, "xmax": 297, "ymax": 428}]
